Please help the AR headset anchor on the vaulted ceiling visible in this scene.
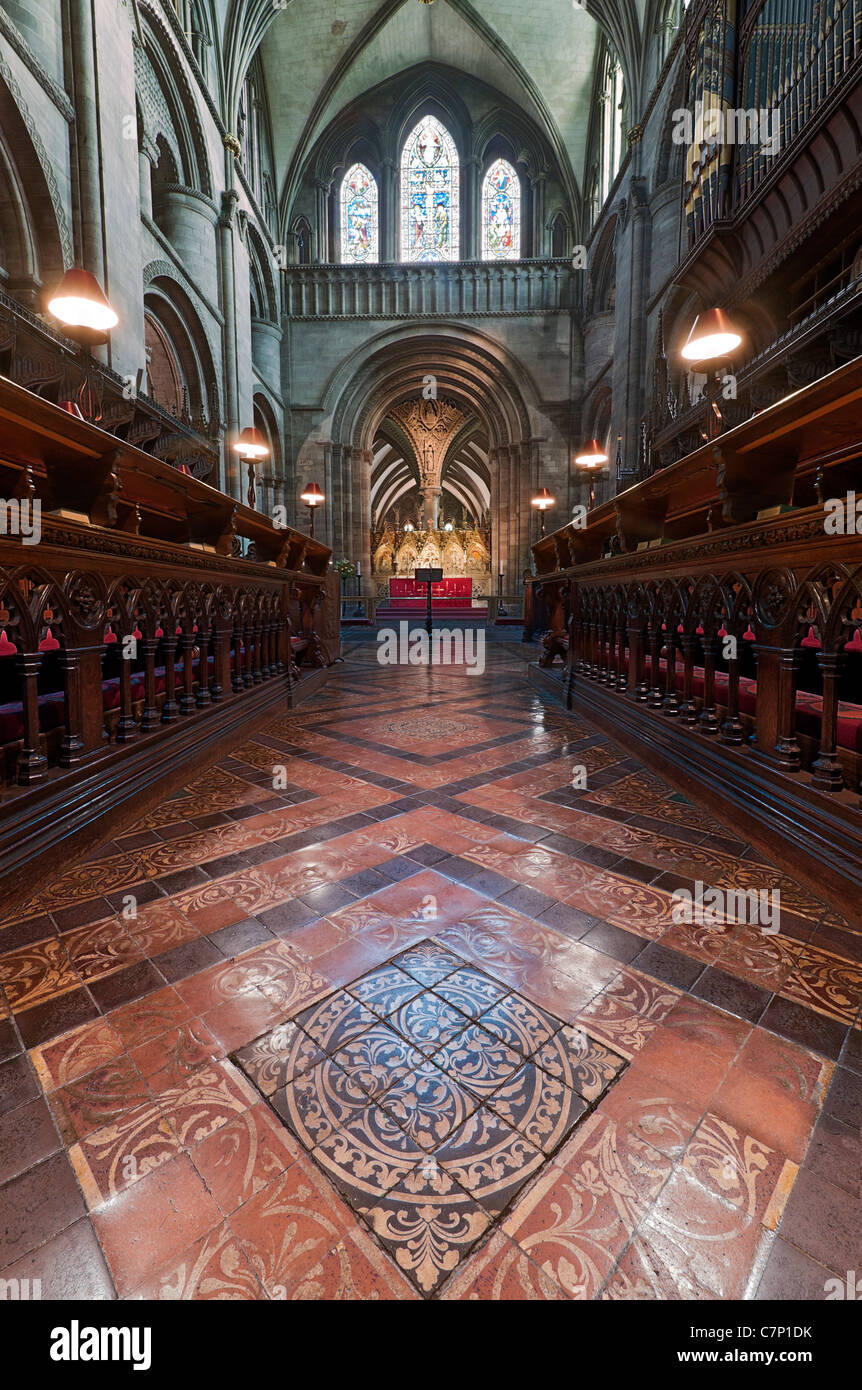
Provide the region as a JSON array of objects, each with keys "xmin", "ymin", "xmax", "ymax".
[
  {"xmin": 371, "ymin": 410, "xmax": 490, "ymax": 527},
  {"xmin": 242, "ymin": 0, "xmax": 658, "ymax": 220},
  {"xmin": 262, "ymin": 0, "xmax": 600, "ymax": 205}
]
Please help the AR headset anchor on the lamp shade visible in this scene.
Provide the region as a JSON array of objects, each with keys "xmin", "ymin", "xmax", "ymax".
[
  {"xmin": 680, "ymin": 307, "xmax": 742, "ymax": 363},
  {"xmin": 233, "ymin": 427, "xmax": 269, "ymax": 460},
  {"xmin": 48, "ymin": 269, "xmax": 118, "ymax": 336},
  {"xmin": 574, "ymin": 438, "xmax": 609, "ymax": 467},
  {"xmin": 301, "ymin": 481, "xmax": 325, "ymax": 506},
  {"xmin": 531, "ymin": 487, "xmax": 555, "ymax": 510}
]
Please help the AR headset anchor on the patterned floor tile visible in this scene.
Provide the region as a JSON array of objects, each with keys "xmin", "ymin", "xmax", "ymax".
[
  {"xmin": 10, "ymin": 641, "xmax": 849, "ymax": 1299},
  {"xmin": 429, "ymin": 1022, "xmax": 523, "ymax": 1099},
  {"xmin": 486, "ymin": 1062, "xmax": 587, "ymax": 1154},
  {"xmin": 378, "ymin": 1057, "xmax": 482, "ymax": 1150},
  {"xmin": 359, "ymin": 1162, "xmax": 492, "ymax": 1296},
  {"xmin": 433, "ymin": 965, "xmax": 509, "ymax": 1019},
  {"xmin": 386, "ymin": 991, "xmax": 468, "ymax": 1056},
  {"xmin": 293, "ymin": 990, "xmax": 378, "ymax": 1053}
]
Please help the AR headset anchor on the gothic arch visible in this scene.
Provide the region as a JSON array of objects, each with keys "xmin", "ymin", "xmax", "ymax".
[
  {"xmin": 326, "ymin": 324, "xmax": 535, "ymax": 454},
  {"xmin": 137, "ymin": 3, "xmax": 213, "ymax": 197},
  {"xmin": 143, "ymin": 270, "xmax": 219, "ymax": 421},
  {"xmin": 0, "ymin": 64, "xmax": 69, "ymax": 298},
  {"xmin": 246, "ymin": 222, "xmax": 278, "ymax": 323}
]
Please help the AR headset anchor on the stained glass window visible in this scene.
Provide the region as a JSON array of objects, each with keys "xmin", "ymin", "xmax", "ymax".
[
  {"xmin": 400, "ymin": 116, "xmax": 459, "ymax": 262},
  {"xmin": 481, "ymin": 159, "xmax": 520, "ymax": 260},
  {"xmin": 340, "ymin": 163, "xmax": 378, "ymax": 264}
]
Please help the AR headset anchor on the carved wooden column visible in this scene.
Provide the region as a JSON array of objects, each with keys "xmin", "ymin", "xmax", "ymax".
[
  {"xmin": 58, "ymin": 648, "xmax": 86, "ymax": 766},
  {"xmin": 662, "ymin": 630, "xmax": 681, "ymax": 715},
  {"xmin": 646, "ymin": 624, "xmax": 663, "ymax": 707},
  {"xmin": 616, "ymin": 623, "xmax": 627, "ymax": 691},
  {"xmin": 751, "ymin": 644, "xmax": 801, "ymax": 768},
  {"xmin": 231, "ymin": 625, "xmax": 244, "ymax": 694},
  {"xmin": 678, "ymin": 633, "xmax": 698, "ymax": 723},
  {"xmin": 15, "ymin": 651, "xmax": 46, "ymax": 783},
  {"xmin": 161, "ymin": 632, "xmax": 179, "ymax": 722},
  {"xmin": 811, "ymin": 651, "xmax": 845, "ymax": 791},
  {"xmin": 211, "ymin": 621, "xmax": 230, "ymax": 702},
  {"xmin": 139, "ymin": 638, "xmax": 160, "ymax": 732},
  {"xmin": 252, "ymin": 620, "xmax": 264, "ymax": 682},
  {"xmin": 180, "ymin": 629, "xmax": 196, "ymax": 715},
  {"xmin": 699, "ymin": 635, "xmax": 721, "ymax": 734},
  {"xmin": 243, "ymin": 622, "xmax": 254, "ymax": 687},
  {"xmin": 629, "ymin": 622, "xmax": 646, "ymax": 698},
  {"xmin": 117, "ymin": 641, "xmax": 138, "ymax": 742},
  {"xmin": 720, "ymin": 636, "xmax": 744, "ymax": 743}
]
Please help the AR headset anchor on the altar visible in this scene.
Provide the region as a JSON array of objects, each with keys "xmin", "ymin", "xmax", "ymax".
[
  {"xmin": 376, "ymin": 574, "xmax": 484, "ymax": 622},
  {"xmin": 389, "ymin": 577, "xmax": 473, "ymax": 607}
]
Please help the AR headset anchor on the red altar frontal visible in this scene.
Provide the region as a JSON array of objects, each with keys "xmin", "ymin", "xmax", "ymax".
[{"xmin": 389, "ymin": 577, "xmax": 472, "ymax": 607}]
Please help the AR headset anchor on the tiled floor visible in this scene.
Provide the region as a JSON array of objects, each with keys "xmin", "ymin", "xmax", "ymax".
[{"xmin": 0, "ymin": 639, "xmax": 860, "ymax": 1300}]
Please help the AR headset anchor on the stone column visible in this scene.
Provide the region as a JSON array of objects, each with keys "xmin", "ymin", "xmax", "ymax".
[
  {"xmin": 465, "ymin": 157, "xmax": 480, "ymax": 260},
  {"xmin": 359, "ymin": 448, "xmax": 372, "ymax": 584},
  {"xmin": 623, "ymin": 179, "xmax": 651, "ymax": 482},
  {"xmin": 137, "ymin": 132, "xmax": 158, "ymax": 222},
  {"xmin": 69, "ymin": 0, "xmax": 105, "ymax": 283},
  {"xmin": 421, "ymin": 485, "xmax": 442, "ymax": 530},
  {"xmin": 217, "ymin": 184, "xmax": 240, "ymax": 500},
  {"xmin": 315, "ymin": 179, "xmax": 332, "ymax": 263},
  {"xmin": 381, "ymin": 159, "xmax": 397, "ymax": 261},
  {"xmin": 531, "ymin": 172, "xmax": 548, "ymax": 258}
]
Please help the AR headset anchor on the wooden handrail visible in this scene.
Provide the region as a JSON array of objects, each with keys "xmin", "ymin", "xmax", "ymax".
[
  {"xmin": 0, "ymin": 374, "xmax": 331, "ymax": 574},
  {"xmin": 535, "ymin": 353, "xmax": 862, "ymax": 575}
]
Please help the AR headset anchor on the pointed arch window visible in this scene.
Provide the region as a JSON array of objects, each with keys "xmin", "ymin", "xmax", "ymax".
[
  {"xmin": 481, "ymin": 159, "xmax": 521, "ymax": 260},
  {"xmin": 340, "ymin": 163, "xmax": 378, "ymax": 264},
  {"xmin": 400, "ymin": 116, "xmax": 459, "ymax": 262}
]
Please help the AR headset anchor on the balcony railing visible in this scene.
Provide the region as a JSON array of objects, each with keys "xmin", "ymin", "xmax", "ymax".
[{"xmin": 283, "ymin": 259, "xmax": 575, "ymax": 320}]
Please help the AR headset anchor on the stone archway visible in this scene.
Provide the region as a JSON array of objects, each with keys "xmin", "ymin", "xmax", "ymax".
[{"xmin": 296, "ymin": 323, "xmax": 549, "ymax": 593}]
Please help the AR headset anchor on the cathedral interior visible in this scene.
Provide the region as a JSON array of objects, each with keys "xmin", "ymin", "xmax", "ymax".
[{"xmin": 0, "ymin": 0, "xmax": 861, "ymax": 1333}]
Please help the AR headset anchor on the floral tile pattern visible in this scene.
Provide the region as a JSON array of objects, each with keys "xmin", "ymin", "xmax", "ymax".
[
  {"xmin": 1, "ymin": 641, "xmax": 853, "ymax": 1300},
  {"xmin": 236, "ymin": 939, "xmax": 629, "ymax": 1295}
]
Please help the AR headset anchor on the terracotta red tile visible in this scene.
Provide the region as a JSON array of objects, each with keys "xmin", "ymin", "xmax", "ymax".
[
  {"xmin": 681, "ymin": 1112, "xmax": 798, "ymax": 1228},
  {"xmin": 634, "ymin": 1025, "xmax": 734, "ymax": 1103},
  {"xmin": 598, "ymin": 1068, "xmax": 703, "ymax": 1158},
  {"xmin": 124, "ymin": 1219, "xmax": 264, "ymax": 1300},
  {"xmin": 227, "ymin": 1153, "xmax": 354, "ymax": 1295},
  {"xmin": 48, "ymin": 1055, "xmax": 151, "ymax": 1144},
  {"xmin": 130, "ymin": 1019, "xmax": 224, "ymax": 1081},
  {"xmin": 633, "ymin": 1169, "xmax": 776, "ymax": 1299},
  {"xmin": 108, "ymin": 987, "xmax": 193, "ymax": 1049},
  {"xmin": 440, "ymin": 1231, "xmax": 569, "ymax": 1300},
  {"xmin": 190, "ymin": 1102, "xmax": 299, "ymax": 1213},
  {"xmin": 275, "ymin": 1224, "xmax": 420, "ymax": 1300},
  {"xmin": 503, "ymin": 1158, "xmax": 628, "ymax": 1298},
  {"xmin": 92, "ymin": 1153, "xmax": 221, "ymax": 1294},
  {"xmin": 30, "ymin": 1018, "xmax": 124, "ymax": 1090},
  {"xmin": 150, "ymin": 1059, "xmax": 258, "ymax": 1148},
  {"xmin": 198, "ymin": 991, "xmax": 284, "ymax": 1053}
]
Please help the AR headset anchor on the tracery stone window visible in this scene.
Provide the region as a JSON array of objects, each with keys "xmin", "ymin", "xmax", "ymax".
[
  {"xmin": 400, "ymin": 116, "xmax": 459, "ymax": 262},
  {"xmin": 481, "ymin": 158, "xmax": 520, "ymax": 261},
  {"xmin": 340, "ymin": 163, "xmax": 378, "ymax": 263}
]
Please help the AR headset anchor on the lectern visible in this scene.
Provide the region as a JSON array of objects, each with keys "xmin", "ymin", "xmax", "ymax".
[{"xmin": 414, "ymin": 567, "xmax": 443, "ymax": 636}]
